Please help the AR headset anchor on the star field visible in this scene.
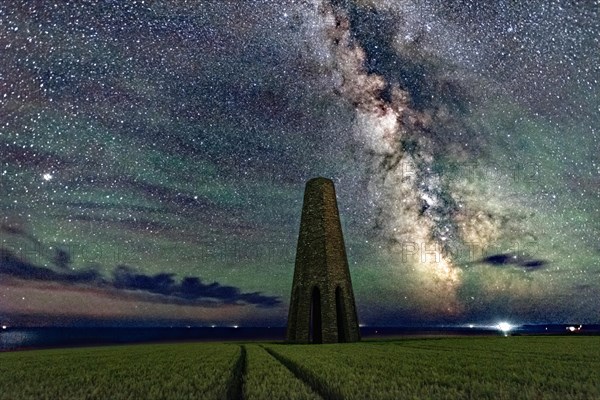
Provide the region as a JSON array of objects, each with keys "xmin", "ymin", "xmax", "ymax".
[{"xmin": 0, "ymin": 0, "xmax": 598, "ymax": 327}]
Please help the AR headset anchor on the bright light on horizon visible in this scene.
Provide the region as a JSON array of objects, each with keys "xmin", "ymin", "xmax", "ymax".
[
  {"xmin": 1, "ymin": 325, "xmax": 6, "ymax": 330},
  {"xmin": 497, "ymin": 322, "xmax": 512, "ymax": 332}
]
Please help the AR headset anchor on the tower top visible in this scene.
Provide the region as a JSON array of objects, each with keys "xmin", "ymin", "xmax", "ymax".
[{"xmin": 306, "ymin": 176, "xmax": 332, "ymax": 185}]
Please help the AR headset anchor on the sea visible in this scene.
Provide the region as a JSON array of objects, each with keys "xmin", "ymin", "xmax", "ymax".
[{"xmin": 1, "ymin": 325, "xmax": 598, "ymax": 351}]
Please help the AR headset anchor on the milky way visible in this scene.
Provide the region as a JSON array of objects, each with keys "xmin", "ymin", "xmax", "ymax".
[
  {"xmin": 1, "ymin": 0, "xmax": 599, "ymax": 327},
  {"xmin": 299, "ymin": 0, "xmax": 599, "ymax": 323}
]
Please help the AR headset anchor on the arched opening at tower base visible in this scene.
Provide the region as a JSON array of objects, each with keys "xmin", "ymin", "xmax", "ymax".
[
  {"xmin": 310, "ymin": 286, "xmax": 322, "ymax": 344},
  {"xmin": 336, "ymin": 286, "xmax": 347, "ymax": 343}
]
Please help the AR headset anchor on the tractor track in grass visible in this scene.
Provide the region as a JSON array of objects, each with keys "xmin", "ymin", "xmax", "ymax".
[
  {"xmin": 261, "ymin": 345, "xmax": 339, "ymax": 400},
  {"xmin": 243, "ymin": 344, "xmax": 322, "ymax": 399},
  {"xmin": 227, "ymin": 345, "xmax": 246, "ymax": 400}
]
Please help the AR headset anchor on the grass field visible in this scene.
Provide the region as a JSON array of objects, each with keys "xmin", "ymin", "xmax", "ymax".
[{"xmin": 1, "ymin": 337, "xmax": 598, "ymax": 399}]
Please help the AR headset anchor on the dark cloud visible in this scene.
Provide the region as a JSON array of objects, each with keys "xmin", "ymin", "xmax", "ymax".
[
  {"xmin": 0, "ymin": 248, "xmax": 101, "ymax": 283},
  {"xmin": 0, "ymin": 218, "xmax": 40, "ymax": 245},
  {"xmin": 0, "ymin": 248, "xmax": 280, "ymax": 308},
  {"xmin": 480, "ymin": 253, "xmax": 513, "ymax": 265},
  {"xmin": 52, "ymin": 247, "xmax": 72, "ymax": 270},
  {"xmin": 113, "ymin": 266, "xmax": 280, "ymax": 308},
  {"xmin": 520, "ymin": 260, "xmax": 546, "ymax": 268},
  {"xmin": 112, "ymin": 266, "xmax": 175, "ymax": 296},
  {"xmin": 478, "ymin": 252, "xmax": 548, "ymax": 270},
  {"xmin": 1, "ymin": 220, "xmax": 80, "ymax": 267}
]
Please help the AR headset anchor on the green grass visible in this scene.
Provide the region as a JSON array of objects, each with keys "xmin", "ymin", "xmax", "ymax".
[
  {"xmin": 1, "ymin": 337, "xmax": 599, "ymax": 399},
  {"xmin": 265, "ymin": 337, "xmax": 600, "ymax": 400},
  {"xmin": 0, "ymin": 342, "xmax": 241, "ymax": 400}
]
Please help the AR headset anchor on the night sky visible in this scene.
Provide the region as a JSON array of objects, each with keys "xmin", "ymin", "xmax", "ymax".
[{"xmin": 1, "ymin": 0, "xmax": 598, "ymax": 328}]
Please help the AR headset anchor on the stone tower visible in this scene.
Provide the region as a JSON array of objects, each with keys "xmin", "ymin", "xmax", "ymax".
[{"xmin": 286, "ymin": 177, "xmax": 360, "ymax": 343}]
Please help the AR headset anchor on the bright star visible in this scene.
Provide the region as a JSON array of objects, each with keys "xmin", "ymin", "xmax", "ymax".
[{"xmin": 42, "ymin": 173, "xmax": 53, "ymax": 181}]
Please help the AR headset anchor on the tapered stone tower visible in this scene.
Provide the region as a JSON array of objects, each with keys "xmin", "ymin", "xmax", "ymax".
[{"xmin": 286, "ymin": 177, "xmax": 360, "ymax": 343}]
